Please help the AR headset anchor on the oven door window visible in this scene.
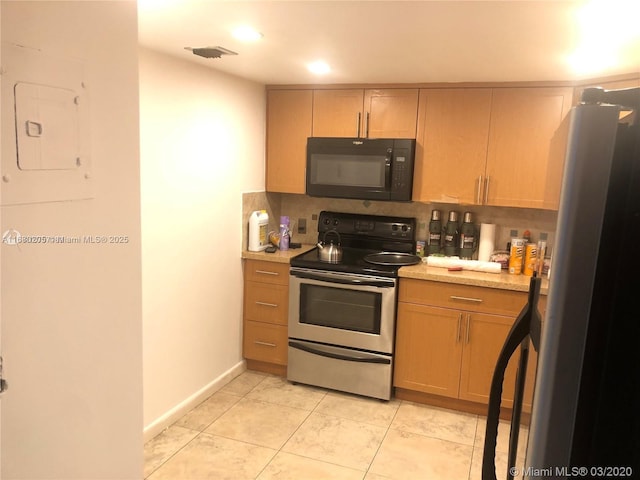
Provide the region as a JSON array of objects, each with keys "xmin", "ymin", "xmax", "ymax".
[{"xmin": 299, "ymin": 284, "xmax": 382, "ymax": 334}]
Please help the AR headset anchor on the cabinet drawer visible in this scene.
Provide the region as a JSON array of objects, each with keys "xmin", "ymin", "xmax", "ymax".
[
  {"xmin": 243, "ymin": 321, "xmax": 288, "ymax": 365},
  {"xmin": 244, "ymin": 281, "xmax": 288, "ymax": 325},
  {"xmin": 245, "ymin": 259, "xmax": 289, "ymax": 285},
  {"xmin": 399, "ymin": 279, "xmax": 527, "ymax": 317}
]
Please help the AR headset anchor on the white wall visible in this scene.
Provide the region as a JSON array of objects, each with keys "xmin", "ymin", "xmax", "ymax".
[
  {"xmin": 1, "ymin": 2, "xmax": 142, "ymax": 479},
  {"xmin": 139, "ymin": 48, "xmax": 265, "ymax": 434}
]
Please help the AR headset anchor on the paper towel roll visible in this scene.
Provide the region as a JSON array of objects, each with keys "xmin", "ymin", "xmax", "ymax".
[
  {"xmin": 425, "ymin": 256, "xmax": 502, "ymax": 274},
  {"xmin": 478, "ymin": 223, "xmax": 496, "ymax": 262}
]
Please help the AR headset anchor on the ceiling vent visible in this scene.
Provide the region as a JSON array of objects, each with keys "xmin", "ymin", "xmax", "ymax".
[{"xmin": 185, "ymin": 46, "xmax": 238, "ymax": 59}]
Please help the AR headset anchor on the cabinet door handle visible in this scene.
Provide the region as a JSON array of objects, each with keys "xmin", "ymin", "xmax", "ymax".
[
  {"xmin": 456, "ymin": 313, "xmax": 463, "ymax": 343},
  {"xmin": 450, "ymin": 295, "xmax": 483, "ymax": 303},
  {"xmin": 254, "ymin": 340, "xmax": 277, "ymax": 348},
  {"xmin": 466, "ymin": 314, "xmax": 471, "ymax": 344},
  {"xmin": 255, "ymin": 270, "xmax": 279, "ymax": 276},
  {"xmin": 484, "ymin": 175, "xmax": 491, "ymax": 204},
  {"xmin": 356, "ymin": 112, "xmax": 362, "ymax": 138},
  {"xmin": 255, "ymin": 301, "xmax": 278, "ymax": 308},
  {"xmin": 364, "ymin": 112, "xmax": 370, "ymax": 138},
  {"xmin": 476, "ymin": 176, "xmax": 483, "ymax": 204}
]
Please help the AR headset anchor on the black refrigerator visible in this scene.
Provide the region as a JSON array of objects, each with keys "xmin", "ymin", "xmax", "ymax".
[{"xmin": 483, "ymin": 86, "xmax": 640, "ymax": 480}]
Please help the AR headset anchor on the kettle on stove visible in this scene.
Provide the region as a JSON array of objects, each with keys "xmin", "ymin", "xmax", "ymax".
[{"xmin": 317, "ymin": 230, "xmax": 343, "ymax": 263}]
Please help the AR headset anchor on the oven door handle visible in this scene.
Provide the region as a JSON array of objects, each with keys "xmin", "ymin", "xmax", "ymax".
[
  {"xmin": 291, "ymin": 270, "xmax": 395, "ymax": 288},
  {"xmin": 288, "ymin": 341, "xmax": 391, "ymax": 364}
]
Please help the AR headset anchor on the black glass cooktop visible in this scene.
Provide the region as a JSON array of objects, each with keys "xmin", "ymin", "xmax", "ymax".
[
  {"xmin": 290, "ymin": 246, "xmax": 404, "ymax": 277},
  {"xmin": 290, "ymin": 211, "xmax": 418, "ymax": 278}
]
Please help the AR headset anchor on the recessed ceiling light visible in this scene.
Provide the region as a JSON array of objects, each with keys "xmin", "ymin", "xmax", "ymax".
[
  {"xmin": 232, "ymin": 26, "xmax": 263, "ymax": 42},
  {"xmin": 308, "ymin": 60, "xmax": 331, "ymax": 75}
]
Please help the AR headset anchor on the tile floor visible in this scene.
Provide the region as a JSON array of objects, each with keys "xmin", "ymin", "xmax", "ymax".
[{"xmin": 144, "ymin": 371, "xmax": 527, "ymax": 480}]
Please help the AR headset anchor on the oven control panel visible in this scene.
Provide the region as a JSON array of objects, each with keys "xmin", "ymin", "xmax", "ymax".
[{"xmin": 318, "ymin": 211, "xmax": 416, "ymax": 241}]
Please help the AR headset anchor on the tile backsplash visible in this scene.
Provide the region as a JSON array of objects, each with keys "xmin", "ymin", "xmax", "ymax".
[{"xmin": 243, "ymin": 192, "xmax": 558, "ymax": 257}]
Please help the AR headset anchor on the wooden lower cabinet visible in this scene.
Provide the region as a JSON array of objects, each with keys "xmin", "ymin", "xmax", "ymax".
[
  {"xmin": 243, "ymin": 259, "xmax": 290, "ymax": 375},
  {"xmin": 394, "ymin": 278, "xmax": 537, "ymax": 413},
  {"xmin": 459, "ymin": 312, "xmax": 519, "ymax": 406},
  {"xmin": 395, "ymin": 303, "xmax": 463, "ymax": 397}
]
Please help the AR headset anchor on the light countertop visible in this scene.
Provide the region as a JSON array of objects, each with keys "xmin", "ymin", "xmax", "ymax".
[
  {"xmin": 241, "ymin": 247, "xmax": 548, "ymax": 294},
  {"xmin": 398, "ymin": 262, "xmax": 549, "ymax": 294},
  {"xmin": 241, "ymin": 244, "xmax": 316, "ymax": 264}
]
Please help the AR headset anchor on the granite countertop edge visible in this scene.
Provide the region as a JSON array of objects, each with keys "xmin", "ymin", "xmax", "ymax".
[{"xmin": 398, "ymin": 263, "xmax": 549, "ymax": 294}]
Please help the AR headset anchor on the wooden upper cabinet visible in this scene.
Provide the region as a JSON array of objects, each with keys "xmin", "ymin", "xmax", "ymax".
[
  {"xmin": 484, "ymin": 87, "xmax": 573, "ymax": 208},
  {"xmin": 413, "ymin": 88, "xmax": 492, "ymax": 203},
  {"xmin": 266, "ymin": 89, "xmax": 312, "ymax": 193},
  {"xmin": 312, "ymin": 89, "xmax": 364, "ymax": 137},
  {"xmin": 266, "ymin": 84, "xmax": 576, "ymax": 203},
  {"xmin": 364, "ymin": 89, "xmax": 419, "ymax": 139},
  {"xmin": 312, "ymin": 88, "xmax": 419, "ymax": 138}
]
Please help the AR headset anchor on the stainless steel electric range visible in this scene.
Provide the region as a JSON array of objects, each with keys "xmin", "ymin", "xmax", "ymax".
[{"xmin": 287, "ymin": 210, "xmax": 419, "ymax": 400}]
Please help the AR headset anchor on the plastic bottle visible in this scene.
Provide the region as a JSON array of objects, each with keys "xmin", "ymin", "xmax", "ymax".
[
  {"xmin": 279, "ymin": 216, "xmax": 290, "ymax": 251},
  {"xmin": 248, "ymin": 210, "xmax": 269, "ymax": 251}
]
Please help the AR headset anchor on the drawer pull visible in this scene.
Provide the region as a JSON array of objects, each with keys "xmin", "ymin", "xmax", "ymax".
[
  {"xmin": 255, "ymin": 270, "xmax": 279, "ymax": 276},
  {"xmin": 254, "ymin": 340, "xmax": 277, "ymax": 348},
  {"xmin": 255, "ymin": 301, "xmax": 278, "ymax": 308},
  {"xmin": 450, "ymin": 295, "xmax": 483, "ymax": 303}
]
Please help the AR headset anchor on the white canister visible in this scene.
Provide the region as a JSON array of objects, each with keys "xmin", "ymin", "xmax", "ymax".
[{"xmin": 248, "ymin": 210, "xmax": 269, "ymax": 251}]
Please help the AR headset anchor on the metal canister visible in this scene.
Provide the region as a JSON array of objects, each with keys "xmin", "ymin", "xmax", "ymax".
[
  {"xmin": 428, "ymin": 209, "xmax": 442, "ymax": 255},
  {"xmin": 523, "ymin": 243, "xmax": 538, "ymax": 276},
  {"xmin": 509, "ymin": 238, "xmax": 525, "ymax": 275},
  {"xmin": 443, "ymin": 211, "xmax": 460, "ymax": 257},
  {"xmin": 459, "ymin": 212, "xmax": 477, "ymax": 260}
]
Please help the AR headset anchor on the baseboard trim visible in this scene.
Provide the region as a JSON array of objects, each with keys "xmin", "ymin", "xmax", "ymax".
[{"xmin": 143, "ymin": 360, "xmax": 246, "ymax": 442}]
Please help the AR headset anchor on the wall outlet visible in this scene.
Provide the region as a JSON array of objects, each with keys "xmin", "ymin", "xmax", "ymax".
[{"xmin": 298, "ymin": 218, "xmax": 307, "ymax": 234}]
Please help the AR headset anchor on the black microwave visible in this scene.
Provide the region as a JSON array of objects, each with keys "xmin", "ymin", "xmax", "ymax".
[{"xmin": 306, "ymin": 137, "xmax": 416, "ymax": 202}]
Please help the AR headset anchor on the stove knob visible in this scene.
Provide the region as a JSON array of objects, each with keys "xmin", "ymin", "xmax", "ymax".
[
  {"xmin": 333, "ymin": 219, "xmax": 339, "ymax": 226},
  {"xmin": 392, "ymin": 224, "xmax": 398, "ymax": 232},
  {"xmin": 401, "ymin": 225, "xmax": 408, "ymax": 232},
  {"xmin": 323, "ymin": 218, "xmax": 331, "ymax": 225}
]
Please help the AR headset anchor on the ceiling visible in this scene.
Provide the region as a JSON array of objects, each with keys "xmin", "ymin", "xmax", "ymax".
[{"xmin": 138, "ymin": 0, "xmax": 640, "ymax": 86}]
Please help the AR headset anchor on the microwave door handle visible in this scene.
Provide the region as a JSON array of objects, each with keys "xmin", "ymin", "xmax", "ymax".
[{"xmin": 385, "ymin": 155, "xmax": 392, "ymax": 191}]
